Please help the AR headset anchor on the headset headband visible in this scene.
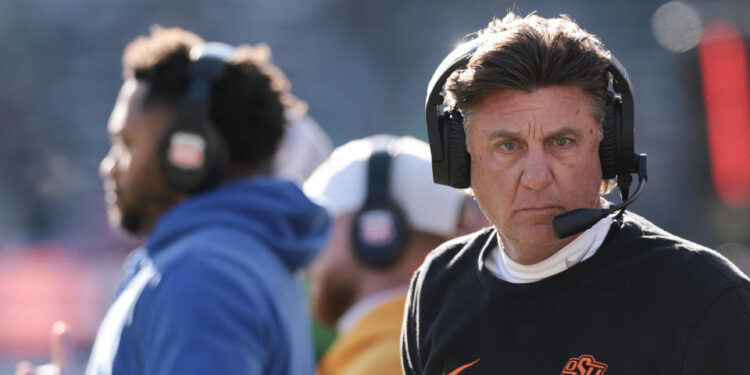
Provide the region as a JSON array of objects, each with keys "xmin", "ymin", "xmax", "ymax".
[
  {"xmin": 182, "ymin": 42, "xmax": 235, "ymax": 107},
  {"xmin": 366, "ymin": 151, "xmax": 394, "ymax": 204},
  {"xmin": 425, "ymin": 38, "xmax": 483, "ymax": 164},
  {"xmin": 190, "ymin": 41, "xmax": 235, "ymax": 62}
]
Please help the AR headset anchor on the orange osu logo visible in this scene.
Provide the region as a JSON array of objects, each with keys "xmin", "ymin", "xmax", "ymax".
[
  {"xmin": 561, "ymin": 354, "xmax": 608, "ymax": 375},
  {"xmin": 444, "ymin": 358, "xmax": 480, "ymax": 375}
]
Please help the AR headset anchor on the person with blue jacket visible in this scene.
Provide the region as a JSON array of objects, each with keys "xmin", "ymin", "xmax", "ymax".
[{"xmin": 73, "ymin": 26, "xmax": 328, "ymax": 375}]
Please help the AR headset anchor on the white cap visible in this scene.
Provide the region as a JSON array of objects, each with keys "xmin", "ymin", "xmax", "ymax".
[
  {"xmin": 304, "ymin": 135, "xmax": 466, "ymax": 238},
  {"xmin": 272, "ymin": 111, "xmax": 333, "ymax": 184}
]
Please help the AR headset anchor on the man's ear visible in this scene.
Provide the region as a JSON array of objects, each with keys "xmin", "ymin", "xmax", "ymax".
[{"xmin": 600, "ymin": 179, "xmax": 616, "ymax": 195}]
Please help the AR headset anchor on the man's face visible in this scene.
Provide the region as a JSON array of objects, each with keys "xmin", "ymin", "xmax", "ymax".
[
  {"xmin": 467, "ymin": 85, "xmax": 603, "ymax": 263},
  {"xmin": 308, "ymin": 213, "xmax": 360, "ymax": 328},
  {"xmin": 99, "ymin": 79, "xmax": 177, "ymax": 237}
]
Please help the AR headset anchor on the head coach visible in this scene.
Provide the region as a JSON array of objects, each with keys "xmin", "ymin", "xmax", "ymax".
[{"xmin": 401, "ymin": 11, "xmax": 750, "ymax": 374}]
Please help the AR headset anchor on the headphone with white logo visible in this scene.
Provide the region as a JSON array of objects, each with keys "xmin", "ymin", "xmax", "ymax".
[
  {"xmin": 158, "ymin": 42, "xmax": 234, "ymax": 192},
  {"xmin": 351, "ymin": 150, "xmax": 411, "ymax": 268}
]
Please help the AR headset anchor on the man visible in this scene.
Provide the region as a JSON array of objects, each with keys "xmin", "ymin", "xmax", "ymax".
[
  {"xmin": 402, "ymin": 12, "xmax": 750, "ymax": 374},
  {"xmin": 86, "ymin": 26, "xmax": 328, "ymax": 374},
  {"xmin": 304, "ymin": 135, "xmax": 468, "ymax": 374}
]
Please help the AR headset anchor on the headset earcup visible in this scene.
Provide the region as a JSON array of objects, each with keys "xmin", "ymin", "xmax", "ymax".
[
  {"xmin": 159, "ymin": 51, "xmax": 232, "ymax": 193},
  {"xmin": 599, "ymin": 94, "xmax": 618, "ymax": 180},
  {"xmin": 447, "ymin": 110, "xmax": 471, "ymax": 189},
  {"xmin": 351, "ymin": 150, "xmax": 411, "ymax": 269},
  {"xmin": 352, "ymin": 201, "xmax": 409, "ymax": 269},
  {"xmin": 159, "ymin": 123, "xmax": 228, "ymax": 192}
]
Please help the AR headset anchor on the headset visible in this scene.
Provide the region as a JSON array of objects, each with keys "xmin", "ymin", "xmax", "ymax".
[
  {"xmin": 351, "ymin": 150, "xmax": 411, "ymax": 268},
  {"xmin": 158, "ymin": 42, "xmax": 234, "ymax": 193},
  {"xmin": 424, "ymin": 37, "xmax": 648, "ymax": 239}
]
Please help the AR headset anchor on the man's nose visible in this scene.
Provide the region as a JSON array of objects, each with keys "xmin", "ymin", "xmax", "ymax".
[
  {"xmin": 520, "ymin": 147, "xmax": 553, "ymax": 191},
  {"xmin": 99, "ymin": 155, "xmax": 115, "ymax": 179}
]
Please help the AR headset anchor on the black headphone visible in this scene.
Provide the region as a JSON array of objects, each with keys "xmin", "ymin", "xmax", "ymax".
[
  {"xmin": 424, "ymin": 37, "xmax": 640, "ymax": 191},
  {"xmin": 351, "ymin": 150, "xmax": 410, "ymax": 269},
  {"xmin": 158, "ymin": 43, "xmax": 233, "ymax": 193}
]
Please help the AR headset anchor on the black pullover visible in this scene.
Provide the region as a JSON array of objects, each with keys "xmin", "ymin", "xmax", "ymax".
[{"xmin": 402, "ymin": 212, "xmax": 750, "ymax": 374}]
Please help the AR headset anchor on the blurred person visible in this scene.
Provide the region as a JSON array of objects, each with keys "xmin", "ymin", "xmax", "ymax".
[
  {"xmin": 23, "ymin": 26, "xmax": 330, "ymax": 375},
  {"xmin": 273, "ymin": 110, "xmax": 333, "ymax": 185},
  {"xmin": 91, "ymin": 27, "xmax": 329, "ymax": 375},
  {"xmin": 304, "ymin": 135, "xmax": 468, "ymax": 375},
  {"xmin": 403, "ymin": 12, "xmax": 750, "ymax": 374}
]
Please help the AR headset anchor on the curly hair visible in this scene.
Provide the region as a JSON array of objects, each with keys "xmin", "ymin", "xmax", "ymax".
[
  {"xmin": 446, "ymin": 12, "xmax": 611, "ymax": 137},
  {"xmin": 122, "ymin": 25, "xmax": 305, "ymax": 169}
]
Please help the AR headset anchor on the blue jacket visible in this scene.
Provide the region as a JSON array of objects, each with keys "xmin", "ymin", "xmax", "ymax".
[{"xmin": 86, "ymin": 178, "xmax": 329, "ymax": 375}]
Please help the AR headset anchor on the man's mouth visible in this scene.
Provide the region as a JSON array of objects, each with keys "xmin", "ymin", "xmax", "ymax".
[
  {"xmin": 515, "ymin": 206, "xmax": 563, "ymax": 216},
  {"xmin": 102, "ymin": 180, "xmax": 121, "ymax": 206}
]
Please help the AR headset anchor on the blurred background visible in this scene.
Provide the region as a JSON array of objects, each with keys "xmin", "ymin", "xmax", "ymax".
[{"xmin": 0, "ymin": 0, "xmax": 748, "ymax": 371}]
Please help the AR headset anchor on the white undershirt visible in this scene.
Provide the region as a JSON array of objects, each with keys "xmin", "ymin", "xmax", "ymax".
[
  {"xmin": 336, "ymin": 286, "xmax": 409, "ymax": 334},
  {"xmin": 486, "ymin": 200, "xmax": 613, "ymax": 284}
]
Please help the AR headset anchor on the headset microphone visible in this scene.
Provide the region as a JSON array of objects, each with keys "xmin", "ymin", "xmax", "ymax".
[{"xmin": 553, "ymin": 154, "xmax": 648, "ymax": 239}]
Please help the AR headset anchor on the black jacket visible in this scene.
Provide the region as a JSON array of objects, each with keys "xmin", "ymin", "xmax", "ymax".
[{"xmin": 402, "ymin": 212, "xmax": 750, "ymax": 374}]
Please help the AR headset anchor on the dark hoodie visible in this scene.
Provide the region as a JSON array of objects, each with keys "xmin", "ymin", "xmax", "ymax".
[{"xmin": 86, "ymin": 177, "xmax": 330, "ymax": 375}]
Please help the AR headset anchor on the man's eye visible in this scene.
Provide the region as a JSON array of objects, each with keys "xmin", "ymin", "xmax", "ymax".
[
  {"xmin": 554, "ymin": 138, "xmax": 570, "ymax": 147},
  {"xmin": 498, "ymin": 141, "xmax": 516, "ymax": 151}
]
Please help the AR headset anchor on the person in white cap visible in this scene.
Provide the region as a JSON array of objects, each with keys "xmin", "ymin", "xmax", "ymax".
[
  {"xmin": 272, "ymin": 110, "xmax": 333, "ymax": 185},
  {"xmin": 304, "ymin": 134, "xmax": 472, "ymax": 375}
]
